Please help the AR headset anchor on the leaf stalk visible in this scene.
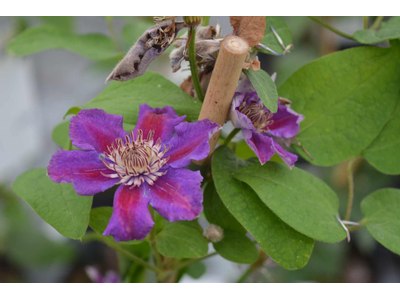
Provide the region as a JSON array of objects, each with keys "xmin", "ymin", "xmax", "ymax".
[{"xmin": 308, "ymin": 16, "xmax": 354, "ymax": 40}]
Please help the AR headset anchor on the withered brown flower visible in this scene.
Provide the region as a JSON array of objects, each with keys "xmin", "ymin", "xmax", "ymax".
[{"xmin": 106, "ymin": 20, "xmax": 186, "ymax": 82}]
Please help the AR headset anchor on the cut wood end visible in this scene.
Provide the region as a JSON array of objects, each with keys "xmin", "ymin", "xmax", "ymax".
[{"xmin": 223, "ymin": 36, "xmax": 250, "ymax": 55}]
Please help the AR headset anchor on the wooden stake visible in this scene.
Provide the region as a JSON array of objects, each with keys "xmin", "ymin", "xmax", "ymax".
[{"xmin": 194, "ymin": 35, "xmax": 249, "ymax": 165}]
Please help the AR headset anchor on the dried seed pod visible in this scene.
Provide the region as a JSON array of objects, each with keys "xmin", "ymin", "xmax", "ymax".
[
  {"xmin": 173, "ymin": 25, "xmax": 216, "ymax": 48},
  {"xmin": 170, "ymin": 40, "xmax": 221, "ymax": 72},
  {"xmin": 106, "ymin": 21, "xmax": 186, "ymax": 82},
  {"xmin": 170, "ymin": 26, "xmax": 221, "ymax": 73}
]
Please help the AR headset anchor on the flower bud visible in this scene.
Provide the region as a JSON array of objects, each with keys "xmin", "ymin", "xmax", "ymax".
[
  {"xmin": 183, "ymin": 16, "xmax": 202, "ymax": 27},
  {"xmin": 205, "ymin": 224, "xmax": 224, "ymax": 243}
]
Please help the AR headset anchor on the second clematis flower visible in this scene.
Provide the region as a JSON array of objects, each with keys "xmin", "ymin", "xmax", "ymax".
[
  {"xmin": 229, "ymin": 78, "xmax": 304, "ymax": 168},
  {"xmin": 47, "ymin": 105, "xmax": 221, "ymax": 242}
]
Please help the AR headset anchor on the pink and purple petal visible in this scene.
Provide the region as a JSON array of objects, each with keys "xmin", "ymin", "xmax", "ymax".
[
  {"xmin": 166, "ymin": 119, "xmax": 221, "ymax": 168},
  {"xmin": 268, "ymin": 104, "xmax": 304, "ymax": 139},
  {"xmin": 103, "ymin": 184, "xmax": 154, "ymax": 242},
  {"xmin": 147, "ymin": 168, "xmax": 203, "ymax": 222},
  {"xmin": 230, "ymin": 94, "xmax": 257, "ymax": 131},
  {"xmin": 236, "ymin": 77, "xmax": 256, "ymax": 94},
  {"xmin": 243, "ymin": 129, "xmax": 275, "ymax": 165},
  {"xmin": 272, "ymin": 139, "xmax": 298, "ymax": 169},
  {"xmin": 69, "ymin": 109, "xmax": 127, "ymax": 153},
  {"xmin": 47, "ymin": 149, "xmax": 119, "ymax": 196},
  {"xmin": 134, "ymin": 104, "xmax": 186, "ymax": 143}
]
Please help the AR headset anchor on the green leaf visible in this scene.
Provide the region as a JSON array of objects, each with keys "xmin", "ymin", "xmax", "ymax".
[
  {"xmin": 233, "ymin": 162, "xmax": 346, "ymax": 243},
  {"xmin": 235, "ymin": 141, "xmax": 257, "ymax": 159},
  {"xmin": 52, "ymin": 121, "xmax": 71, "ymax": 150},
  {"xmin": 63, "ymin": 106, "xmax": 81, "ymax": 119},
  {"xmin": 361, "ymin": 188, "xmax": 400, "ymax": 255},
  {"xmin": 12, "ymin": 168, "xmax": 92, "ymax": 240},
  {"xmin": 1, "ymin": 185, "xmax": 75, "ymax": 267},
  {"xmin": 186, "ymin": 262, "xmax": 206, "ymax": 279},
  {"xmin": 213, "ymin": 230, "xmax": 258, "ymax": 264},
  {"xmin": 83, "ymin": 71, "xmax": 202, "ymax": 125},
  {"xmin": 7, "ymin": 227, "xmax": 75, "ymax": 267},
  {"xmin": 7, "ymin": 25, "xmax": 121, "ymax": 60},
  {"xmin": 259, "ymin": 17, "xmax": 292, "ymax": 55},
  {"xmin": 122, "ymin": 20, "xmax": 155, "ymax": 46},
  {"xmin": 212, "ymin": 146, "xmax": 314, "ymax": 270},
  {"xmin": 243, "ymin": 69, "xmax": 278, "ymax": 113},
  {"xmin": 89, "ymin": 207, "xmax": 142, "ymax": 245},
  {"xmin": 203, "ymin": 182, "xmax": 246, "ymax": 234},
  {"xmin": 279, "ymin": 43, "xmax": 400, "ymax": 166},
  {"xmin": 39, "ymin": 16, "xmax": 74, "ymax": 32},
  {"xmin": 156, "ymin": 222, "xmax": 208, "ymax": 258},
  {"xmin": 363, "ymin": 99, "xmax": 400, "ymax": 175},
  {"xmin": 354, "ymin": 17, "xmax": 400, "ymax": 44}
]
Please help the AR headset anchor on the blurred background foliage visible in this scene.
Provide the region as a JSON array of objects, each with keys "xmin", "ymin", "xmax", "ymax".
[{"xmin": 0, "ymin": 16, "xmax": 399, "ymax": 283}]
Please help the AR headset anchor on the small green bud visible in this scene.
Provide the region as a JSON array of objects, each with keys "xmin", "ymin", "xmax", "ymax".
[{"xmin": 183, "ymin": 16, "xmax": 202, "ymax": 27}]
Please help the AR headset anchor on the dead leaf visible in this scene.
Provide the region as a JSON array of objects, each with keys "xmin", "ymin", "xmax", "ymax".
[
  {"xmin": 180, "ymin": 76, "xmax": 194, "ymax": 96},
  {"xmin": 180, "ymin": 68, "xmax": 213, "ymax": 98},
  {"xmin": 243, "ymin": 59, "xmax": 260, "ymax": 71},
  {"xmin": 229, "ymin": 16, "xmax": 266, "ymax": 47},
  {"xmin": 170, "ymin": 26, "xmax": 221, "ymax": 72},
  {"xmin": 106, "ymin": 21, "xmax": 186, "ymax": 82}
]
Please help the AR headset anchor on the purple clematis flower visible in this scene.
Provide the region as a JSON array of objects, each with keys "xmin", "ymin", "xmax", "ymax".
[
  {"xmin": 48, "ymin": 105, "xmax": 221, "ymax": 241},
  {"xmin": 229, "ymin": 78, "xmax": 304, "ymax": 168},
  {"xmin": 85, "ymin": 266, "xmax": 120, "ymax": 283}
]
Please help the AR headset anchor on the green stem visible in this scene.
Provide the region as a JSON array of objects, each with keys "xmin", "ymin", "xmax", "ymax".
[
  {"xmin": 371, "ymin": 16, "xmax": 384, "ymax": 30},
  {"xmin": 202, "ymin": 16, "xmax": 210, "ymax": 26},
  {"xmin": 106, "ymin": 16, "xmax": 122, "ymax": 53},
  {"xmin": 308, "ymin": 16, "xmax": 354, "ymax": 40},
  {"xmin": 348, "ymin": 219, "xmax": 367, "ymax": 232},
  {"xmin": 363, "ymin": 16, "xmax": 369, "ymax": 29},
  {"xmin": 188, "ymin": 27, "xmax": 204, "ymax": 101},
  {"xmin": 223, "ymin": 128, "xmax": 240, "ymax": 146},
  {"xmin": 173, "ymin": 252, "xmax": 217, "ymax": 270},
  {"xmin": 237, "ymin": 265, "xmax": 253, "ymax": 283},
  {"xmin": 149, "ymin": 213, "xmax": 163, "ymax": 272},
  {"xmin": 82, "ymin": 233, "xmax": 159, "ymax": 272},
  {"xmin": 345, "ymin": 158, "xmax": 356, "ymax": 221}
]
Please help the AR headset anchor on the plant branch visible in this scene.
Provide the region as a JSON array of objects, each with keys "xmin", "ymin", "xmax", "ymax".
[
  {"xmin": 223, "ymin": 128, "xmax": 240, "ymax": 146},
  {"xmin": 363, "ymin": 16, "xmax": 369, "ymax": 29},
  {"xmin": 308, "ymin": 16, "xmax": 354, "ymax": 40},
  {"xmin": 173, "ymin": 252, "xmax": 217, "ymax": 270},
  {"xmin": 188, "ymin": 27, "xmax": 204, "ymax": 102},
  {"xmin": 371, "ymin": 16, "xmax": 384, "ymax": 30},
  {"xmin": 82, "ymin": 232, "xmax": 159, "ymax": 272},
  {"xmin": 202, "ymin": 16, "xmax": 210, "ymax": 26},
  {"xmin": 149, "ymin": 213, "xmax": 163, "ymax": 272},
  {"xmin": 348, "ymin": 219, "xmax": 367, "ymax": 232},
  {"xmin": 193, "ymin": 35, "xmax": 249, "ymax": 165},
  {"xmin": 237, "ymin": 265, "xmax": 253, "ymax": 283},
  {"xmin": 345, "ymin": 157, "xmax": 356, "ymax": 221},
  {"xmin": 236, "ymin": 251, "xmax": 269, "ymax": 283}
]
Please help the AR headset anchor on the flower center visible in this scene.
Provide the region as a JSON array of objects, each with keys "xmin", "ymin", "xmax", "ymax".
[
  {"xmin": 238, "ymin": 100, "xmax": 274, "ymax": 133},
  {"xmin": 101, "ymin": 129, "xmax": 169, "ymax": 187}
]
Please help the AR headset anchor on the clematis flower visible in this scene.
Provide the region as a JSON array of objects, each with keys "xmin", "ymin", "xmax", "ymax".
[
  {"xmin": 47, "ymin": 105, "xmax": 221, "ymax": 241},
  {"xmin": 229, "ymin": 78, "xmax": 304, "ymax": 168}
]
